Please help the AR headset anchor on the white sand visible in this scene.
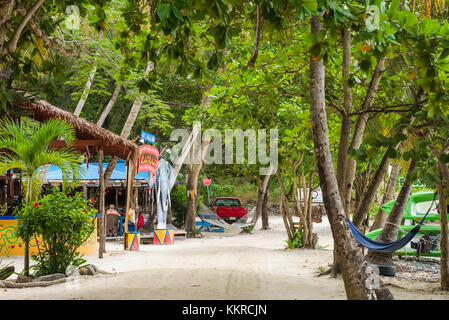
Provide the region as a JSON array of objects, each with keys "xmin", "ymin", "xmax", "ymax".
[{"xmin": 1, "ymin": 216, "xmax": 449, "ymax": 300}]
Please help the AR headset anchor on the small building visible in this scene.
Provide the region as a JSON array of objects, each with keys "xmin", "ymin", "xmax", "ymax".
[
  {"xmin": 0, "ymin": 99, "xmax": 140, "ymax": 257},
  {"xmin": 43, "ymin": 159, "xmax": 155, "ymax": 215}
]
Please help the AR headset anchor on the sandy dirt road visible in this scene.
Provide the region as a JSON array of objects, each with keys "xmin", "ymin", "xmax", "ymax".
[{"xmin": 1, "ymin": 216, "xmax": 448, "ymax": 300}]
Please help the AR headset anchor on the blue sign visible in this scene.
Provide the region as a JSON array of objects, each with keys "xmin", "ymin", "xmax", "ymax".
[{"xmin": 140, "ymin": 130, "xmax": 155, "ymax": 144}]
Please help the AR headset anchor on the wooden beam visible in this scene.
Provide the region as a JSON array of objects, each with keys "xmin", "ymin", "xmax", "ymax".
[
  {"xmin": 50, "ymin": 140, "xmax": 105, "ymax": 148},
  {"xmin": 82, "ymin": 184, "xmax": 87, "ymax": 200}
]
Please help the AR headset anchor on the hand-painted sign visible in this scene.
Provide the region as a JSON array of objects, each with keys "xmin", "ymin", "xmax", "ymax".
[
  {"xmin": 137, "ymin": 145, "xmax": 159, "ymax": 178},
  {"xmin": 202, "ymin": 177, "xmax": 212, "ymax": 186},
  {"xmin": 140, "ymin": 130, "xmax": 155, "ymax": 144}
]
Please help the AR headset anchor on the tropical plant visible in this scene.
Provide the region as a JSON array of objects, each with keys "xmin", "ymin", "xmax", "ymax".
[
  {"xmin": 170, "ymin": 183, "xmax": 188, "ymax": 227},
  {"xmin": 16, "ymin": 190, "xmax": 96, "ymax": 276},
  {"xmin": 190, "ymin": 227, "xmax": 203, "ymax": 239},
  {"xmin": 0, "ymin": 116, "xmax": 83, "ymax": 276},
  {"xmin": 241, "ymin": 224, "xmax": 255, "ymax": 234},
  {"xmin": 285, "ymin": 230, "xmax": 304, "ymax": 250},
  {"xmin": 0, "ymin": 259, "xmax": 14, "ymax": 280}
]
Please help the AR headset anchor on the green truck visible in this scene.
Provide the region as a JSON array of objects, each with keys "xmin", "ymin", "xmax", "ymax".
[{"xmin": 365, "ymin": 192, "xmax": 445, "ymax": 257}]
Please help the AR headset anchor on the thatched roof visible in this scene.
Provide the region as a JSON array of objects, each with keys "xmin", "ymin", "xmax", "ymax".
[{"xmin": 19, "ymin": 99, "xmax": 139, "ymax": 161}]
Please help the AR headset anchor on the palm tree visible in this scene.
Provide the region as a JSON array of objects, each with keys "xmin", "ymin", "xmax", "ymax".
[{"xmin": 0, "ymin": 116, "xmax": 83, "ymax": 276}]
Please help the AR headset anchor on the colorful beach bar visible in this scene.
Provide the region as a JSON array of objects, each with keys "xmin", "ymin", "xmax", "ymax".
[{"xmin": 0, "ymin": 216, "xmax": 98, "ymax": 257}]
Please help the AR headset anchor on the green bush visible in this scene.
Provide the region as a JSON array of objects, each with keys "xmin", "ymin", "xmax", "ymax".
[
  {"xmin": 16, "ymin": 190, "xmax": 96, "ymax": 276},
  {"xmin": 171, "ymin": 184, "xmax": 188, "ymax": 226},
  {"xmin": 285, "ymin": 230, "xmax": 304, "ymax": 249},
  {"xmin": 201, "ymin": 183, "xmax": 237, "ymax": 205}
]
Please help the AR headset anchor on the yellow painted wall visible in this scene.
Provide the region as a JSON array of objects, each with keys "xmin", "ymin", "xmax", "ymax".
[{"xmin": 0, "ymin": 217, "xmax": 97, "ymax": 257}]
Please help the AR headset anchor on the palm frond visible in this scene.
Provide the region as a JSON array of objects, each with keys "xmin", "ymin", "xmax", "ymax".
[
  {"xmin": 0, "ymin": 157, "xmax": 26, "ymax": 175},
  {"xmin": 0, "ymin": 116, "xmax": 83, "ymax": 202},
  {"xmin": 34, "ymin": 148, "xmax": 84, "ymax": 193},
  {"xmin": 29, "ymin": 118, "xmax": 76, "ymax": 156}
]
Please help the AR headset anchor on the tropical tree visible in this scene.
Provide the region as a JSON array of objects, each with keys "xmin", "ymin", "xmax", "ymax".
[{"xmin": 0, "ymin": 116, "xmax": 83, "ymax": 276}]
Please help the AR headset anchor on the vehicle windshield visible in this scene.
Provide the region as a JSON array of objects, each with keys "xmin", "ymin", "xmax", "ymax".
[{"xmin": 215, "ymin": 198, "xmax": 240, "ymax": 207}]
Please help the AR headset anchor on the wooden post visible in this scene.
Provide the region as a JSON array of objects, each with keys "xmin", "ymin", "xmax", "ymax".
[
  {"xmin": 115, "ymin": 187, "xmax": 119, "ymax": 208},
  {"xmin": 124, "ymin": 157, "xmax": 136, "ymax": 249},
  {"xmin": 98, "ymin": 146, "xmax": 105, "ymax": 258},
  {"xmin": 82, "ymin": 184, "xmax": 87, "ymax": 200},
  {"xmin": 134, "ymin": 187, "xmax": 139, "ymax": 210}
]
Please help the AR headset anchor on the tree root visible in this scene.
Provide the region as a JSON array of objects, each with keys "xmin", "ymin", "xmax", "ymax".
[
  {"xmin": 318, "ymin": 264, "xmax": 340, "ymax": 278},
  {"xmin": 0, "ymin": 278, "xmax": 68, "ymax": 288}
]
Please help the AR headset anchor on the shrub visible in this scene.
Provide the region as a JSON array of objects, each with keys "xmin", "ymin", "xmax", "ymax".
[
  {"xmin": 16, "ymin": 190, "xmax": 96, "ymax": 276},
  {"xmin": 170, "ymin": 184, "xmax": 188, "ymax": 226},
  {"xmin": 285, "ymin": 230, "xmax": 304, "ymax": 249}
]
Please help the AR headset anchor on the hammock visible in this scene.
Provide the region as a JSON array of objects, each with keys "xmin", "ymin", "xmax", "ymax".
[{"xmin": 348, "ymin": 193, "xmax": 437, "ymax": 253}]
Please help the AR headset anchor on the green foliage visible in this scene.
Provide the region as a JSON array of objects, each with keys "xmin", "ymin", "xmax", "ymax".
[
  {"xmin": 4, "ymin": 0, "xmax": 449, "ymax": 258},
  {"xmin": 242, "ymin": 224, "xmax": 255, "ymax": 234},
  {"xmin": 368, "ymin": 201, "xmax": 381, "ymax": 220},
  {"xmin": 170, "ymin": 183, "xmax": 188, "ymax": 227},
  {"xmin": 285, "ymin": 230, "xmax": 304, "ymax": 249},
  {"xmin": 204, "ymin": 183, "xmax": 237, "ymax": 203},
  {"xmin": 190, "ymin": 227, "xmax": 203, "ymax": 239},
  {"xmin": 16, "ymin": 190, "xmax": 96, "ymax": 276},
  {"xmin": 0, "ymin": 80, "xmax": 13, "ymax": 112},
  {"xmin": 0, "ymin": 259, "xmax": 14, "ymax": 280}
]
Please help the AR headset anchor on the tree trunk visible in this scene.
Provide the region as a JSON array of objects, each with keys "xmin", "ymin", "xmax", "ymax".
[
  {"xmin": 0, "ymin": 0, "xmax": 15, "ymax": 53},
  {"xmin": 96, "ymin": 84, "xmax": 122, "ymax": 127},
  {"xmin": 252, "ymin": 164, "xmax": 274, "ymax": 225},
  {"xmin": 184, "ymin": 139, "xmax": 210, "ymax": 234},
  {"xmin": 306, "ymin": 173, "xmax": 315, "ymax": 247},
  {"xmin": 309, "ymin": 16, "xmax": 392, "ymax": 300},
  {"xmin": 4, "ymin": 0, "xmax": 45, "ymax": 54},
  {"xmin": 343, "ymin": 113, "xmax": 369, "ymax": 215},
  {"xmin": 276, "ymin": 171, "xmax": 295, "ymax": 242},
  {"xmin": 184, "ymin": 89, "xmax": 212, "ymax": 234},
  {"xmin": 437, "ymin": 160, "xmax": 449, "ymax": 290},
  {"xmin": 353, "ymin": 116, "xmax": 411, "ymax": 229},
  {"xmin": 74, "ymin": 66, "xmax": 97, "ymax": 116},
  {"xmin": 293, "ymin": 175, "xmax": 309, "ymax": 244},
  {"xmin": 343, "ymin": 57, "xmax": 386, "ymax": 215},
  {"xmin": 336, "ymin": 28, "xmax": 352, "ymax": 206},
  {"xmin": 247, "ymin": 5, "xmax": 262, "ymax": 68},
  {"xmin": 261, "ymin": 186, "xmax": 270, "ymax": 230},
  {"xmin": 365, "ymin": 159, "xmax": 416, "ymax": 265},
  {"xmin": 352, "ymin": 152, "xmax": 391, "ymax": 229},
  {"xmin": 370, "ymin": 161, "xmax": 400, "ymax": 231}
]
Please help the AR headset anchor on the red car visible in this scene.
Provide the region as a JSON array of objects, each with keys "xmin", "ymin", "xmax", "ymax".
[{"xmin": 211, "ymin": 197, "xmax": 248, "ymax": 224}]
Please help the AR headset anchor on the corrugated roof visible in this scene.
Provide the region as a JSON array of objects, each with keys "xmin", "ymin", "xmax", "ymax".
[{"xmin": 44, "ymin": 159, "xmax": 152, "ymax": 181}]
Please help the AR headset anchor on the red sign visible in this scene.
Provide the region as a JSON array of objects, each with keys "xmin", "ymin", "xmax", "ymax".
[
  {"xmin": 202, "ymin": 177, "xmax": 212, "ymax": 186},
  {"xmin": 137, "ymin": 145, "xmax": 159, "ymax": 178}
]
